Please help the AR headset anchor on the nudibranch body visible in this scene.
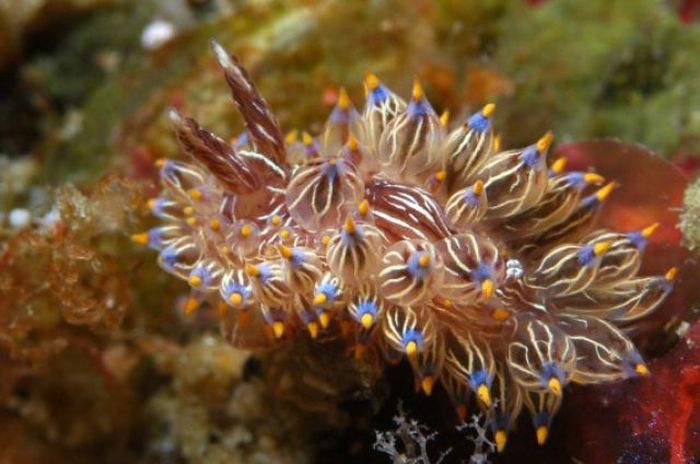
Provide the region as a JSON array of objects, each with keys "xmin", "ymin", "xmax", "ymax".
[{"xmin": 134, "ymin": 41, "xmax": 677, "ymax": 452}]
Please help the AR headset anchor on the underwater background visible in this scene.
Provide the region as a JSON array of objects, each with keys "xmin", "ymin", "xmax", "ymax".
[{"xmin": 0, "ymin": 0, "xmax": 699, "ymax": 463}]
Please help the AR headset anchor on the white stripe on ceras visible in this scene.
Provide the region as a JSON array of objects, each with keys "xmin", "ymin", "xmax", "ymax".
[
  {"xmin": 161, "ymin": 161, "xmax": 207, "ymax": 197},
  {"xmin": 554, "ymin": 282, "xmax": 644, "ymax": 319},
  {"xmin": 239, "ymin": 150, "xmax": 286, "ymax": 179},
  {"xmin": 535, "ymin": 245, "xmax": 599, "ymax": 296},
  {"xmin": 255, "ymin": 123, "xmax": 277, "ymax": 145},
  {"xmin": 537, "ymin": 200, "xmax": 599, "ymax": 244},
  {"xmin": 507, "ymin": 342, "xmax": 541, "ymax": 388},
  {"xmin": 504, "ymin": 179, "xmax": 579, "ymax": 236},
  {"xmin": 481, "ymin": 153, "xmax": 540, "ymax": 217},
  {"xmin": 383, "ymin": 187, "xmax": 450, "ymax": 236},
  {"xmin": 327, "ymin": 232, "xmax": 370, "ymax": 281},
  {"xmin": 526, "ymin": 322, "xmax": 547, "ymax": 367},
  {"xmin": 534, "ymin": 245, "xmax": 578, "ymax": 275},
  {"xmin": 364, "ymin": 94, "xmax": 405, "ymax": 152},
  {"xmin": 385, "ymin": 305, "xmax": 418, "ymax": 351},
  {"xmin": 446, "ymin": 126, "xmax": 490, "ymax": 178},
  {"xmin": 288, "ymin": 166, "xmax": 335, "ymax": 221},
  {"xmin": 443, "ymin": 237, "xmax": 475, "ymax": 285}
]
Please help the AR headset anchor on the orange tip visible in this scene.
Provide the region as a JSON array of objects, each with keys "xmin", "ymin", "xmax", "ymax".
[
  {"xmin": 285, "ymin": 129, "xmax": 298, "ymax": 144},
  {"xmin": 439, "ymin": 110, "xmax": 450, "ymax": 127},
  {"xmin": 337, "ymin": 87, "xmax": 351, "ymax": 109},
  {"xmin": 548, "ymin": 377, "xmax": 562, "ymax": 396},
  {"xmin": 635, "ymin": 363, "xmax": 650, "ymax": 376},
  {"xmin": 278, "ymin": 244, "xmax": 293, "ymax": 259},
  {"xmin": 131, "ymin": 232, "xmax": 149, "ymax": 245},
  {"xmin": 272, "ymin": 321, "xmax": 285, "ymax": 339},
  {"xmin": 421, "ymin": 376, "xmax": 434, "ymax": 396},
  {"xmin": 240, "ymin": 224, "xmax": 253, "ymax": 238},
  {"xmin": 344, "ymin": 215, "xmax": 357, "ymax": 234},
  {"xmin": 187, "ymin": 188, "xmax": 203, "ymax": 201},
  {"xmin": 491, "ymin": 307, "xmax": 510, "ymax": 321},
  {"xmin": 360, "ymin": 312, "xmax": 374, "ymax": 330},
  {"xmin": 405, "ymin": 340, "xmax": 418, "ymax": 357},
  {"xmin": 245, "ymin": 263, "xmax": 260, "ymax": 277},
  {"xmin": 418, "ymin": 253, "xmax": 431, "ymax": 268},
  {"xmin": 358, "ymin": 199, "xmax": 370, "ymax": 216},
  {"xmin": 536, "ymin": 131, "xmax": 554, "ymax": 152},
  {"xmin": 641, "ymin": 222, "xmax": 660, "ymax": 238},
  {"xmin": 313, "ymin": 293, "xmax": 327, "ymax": 306},
  {"xmin": 411, "ymin": 77, "xmax": 424, "ymax": 101},
  {"xmin": 364, "ymin": 71, "xmax": 380, "ymax": 91},
  {"xmin": 551, "ymin": 157, "xmax": 567, "ymax": 174},
  {"xmin": 229, "ymin": 292, "xmax": 243, "ymax": 306},
  {"xmin": 536, "ymin": 426, "xmax": 548, "ymax": 445},
  {"xmin": 493, "ymin": 134, "xmax": 502, "ymax": 152},
  {"xmin": 583, "ymin": 172, "xmax": 605, "ymax": 184},
  {"xmin": 184, "ymin": 297, "xmax": 199, "ymax": 316},
  {"xmin": 482, "ymin": 103, "xmax": 496, "ymax": 118},
  {"xmin": 302, "ymin": 131, "xmax": 314, "ymax": 146},
  {"xmin": 495, "ymin": 430, "xmax": 507, "ymax": 453},
  {"xmin": 481, "ymin": 279, "xmax": 494, "ymax": 299},
  {"xmin": 595, "ymin": 182, "xmax": 617, "ymax": 202},
  {"xmin": 307, "ymin": 321, "xmax": 319, "ymax": 339},
  {"xmin": 477, "ymin": 384, "xmax": 491, "ymax": 406},
  {"xmin": 665, "ymin": 267, "xmax": 678, "ymax": 281},
  {"xmin": 319, "ymin": 311, "xmax": 331, "ymax": 329},
  {"xmin": 347, "ymin": 134, "xmax": 359, "ymax": 150}
]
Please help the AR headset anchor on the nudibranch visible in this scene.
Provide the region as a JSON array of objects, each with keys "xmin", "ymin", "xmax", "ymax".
[{"xmin": 134, "ymin": 41, "xmax": 677, "ymax": 452}]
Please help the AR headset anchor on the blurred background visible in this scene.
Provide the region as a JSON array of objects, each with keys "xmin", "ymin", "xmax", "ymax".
[{"xmin": 0, "ymin": 1, "xmax": 699, "ymax": 463}]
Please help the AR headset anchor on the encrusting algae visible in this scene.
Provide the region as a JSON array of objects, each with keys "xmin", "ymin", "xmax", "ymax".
[{"xmin": 135, "ymin": 41, "xmax": 678, "ymax": 452}]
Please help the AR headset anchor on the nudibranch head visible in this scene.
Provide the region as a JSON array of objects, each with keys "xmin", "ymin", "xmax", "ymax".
[{"xmin": 135, "ymin": 41, "xmax": 678, "ymax": 451}]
